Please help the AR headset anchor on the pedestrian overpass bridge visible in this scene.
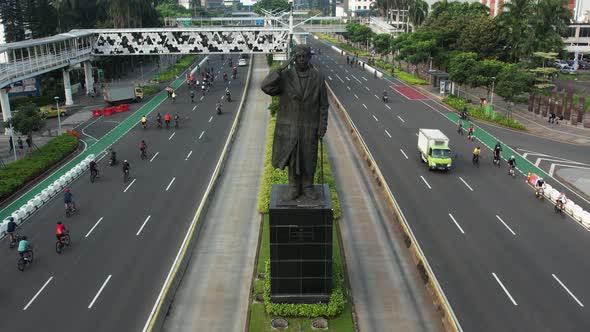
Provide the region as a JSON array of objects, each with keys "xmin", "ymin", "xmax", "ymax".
[{"xmin": 0, "ymin": 27, "xmax": 289, "ymax": 121}]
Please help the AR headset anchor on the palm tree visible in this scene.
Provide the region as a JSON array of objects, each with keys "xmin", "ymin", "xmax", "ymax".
[{"xmin": 408, "ymin": 0, "xmax": 428, "ymax": 30}]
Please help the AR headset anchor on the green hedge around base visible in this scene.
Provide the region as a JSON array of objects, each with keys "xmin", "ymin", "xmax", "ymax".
[
  {"xmin": 443, "ymin": 95, "xmax": 527, "ymax": 130},
  {"xmin": 0, "ymin": 133, "xmax": 78, "ymax": 201}
]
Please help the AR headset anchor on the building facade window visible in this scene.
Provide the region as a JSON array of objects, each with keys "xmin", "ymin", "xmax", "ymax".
[
  {"xmin": 579, "ymin": 27, "xmax": 590, "ymax": 38},
  {"xmin": 568, "ymin": 27, "xmax": 577, "ymax": 37}
]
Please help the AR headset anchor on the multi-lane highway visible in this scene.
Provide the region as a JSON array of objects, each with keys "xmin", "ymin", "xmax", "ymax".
[
  {"xmin": 0, "ymin": 55, "xmax": 249, "ymax": 332},
  {"xmin": 310, "ymin": 37, "xmax": 590, "ymax": 331}
]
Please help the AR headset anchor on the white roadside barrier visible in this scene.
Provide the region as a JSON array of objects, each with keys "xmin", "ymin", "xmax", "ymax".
[{"xmin": 0, "ymin": 154, "xmax": 96, "ymax": 234}]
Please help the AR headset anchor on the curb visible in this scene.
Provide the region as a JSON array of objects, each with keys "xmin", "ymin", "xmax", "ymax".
[
  {"xmin": 325, "ymin": 82, "xmax": 462, "ymax": 332},
  {"xmin": 143, "ymin": 55, "xmax": 255, "ymax": 332}
]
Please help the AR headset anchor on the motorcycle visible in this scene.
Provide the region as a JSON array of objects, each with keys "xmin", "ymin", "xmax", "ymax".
[{"xmin": 382, "ymin": 95, "xmax": 388, "ymax": 103}]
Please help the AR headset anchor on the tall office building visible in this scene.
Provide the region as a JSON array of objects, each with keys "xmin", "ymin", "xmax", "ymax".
[{"xmin": 482, "ymin": 0, "xmax": 577, "ymax": 18}]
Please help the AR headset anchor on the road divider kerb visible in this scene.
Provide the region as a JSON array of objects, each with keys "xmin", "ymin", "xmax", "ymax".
[
  {"xmin": 326, "ymin": 82, "xmax": 463, "ymax": 332},
  {"xmin": 143, "ymin": 54, "xmax": 254, "ymax": 332}
]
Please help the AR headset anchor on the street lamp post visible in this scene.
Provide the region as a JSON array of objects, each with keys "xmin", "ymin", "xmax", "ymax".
[
  {"xmin": 54, "ymin": 96, "xmax": 62, "ymax": 135},
  {"xmin": 490, "ymin": 77, "xmax": 496, "ymax": 106}
]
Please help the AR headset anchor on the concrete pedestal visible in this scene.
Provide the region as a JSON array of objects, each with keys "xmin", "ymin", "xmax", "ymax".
[
  {"xmin": 63, "ymin": 69, "xmax": 73, "ymax": 106},
  {"xmin": 269, "ymin": 184, "xmax": 333, "ymax": 304}
]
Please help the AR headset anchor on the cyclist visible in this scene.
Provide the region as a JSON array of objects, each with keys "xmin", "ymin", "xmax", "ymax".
[
  {"xmin": 508, "ymin": 155, "xmax": 517, "ymax": 172},
  {"xmin": 190, "ymin": 90, "xmax": 195, "ymax": 103},
  {"xmin": 64, "ymin": 188, "xmax": 76, "ymax": 211},
  {"xmin": 123, "ymin": 160, "xmax": 130, "ymax": 178},
  {"xmin": 216, "ymin": 102, "xmax": 222, "ymax": 115},
  {"xmin": 172, "ymin": 92, "xmax": 176, "ymax": 104},
  {"xmin": 156, "ymin": 113, "xmax": 162, "ymax": 128},
  {"xmin": 467, "ymin": 124, "xmax": 474, "ymax": 140},
  {"xmin": 174, "ymin": 113, "xmax": 180, "ymax": 127},
  {"xmin": 6, "ymin": 217, "xmax": 17, "ymax": 244},
  {"xmin": 223, "ymin": 72, "xmax": 228, "ymax": 81},
  {"xmin": 535, "ymin": 177, "xmax": 545, "ymax": 196},
  {"xmin": 140, "ymin": 115, "xmax": 148, "ymax": 128},
  {"xmin": 472, "ymin": 146, "xmax": 481, "ymax": 164},
  {"xmin": 225, "ymin": 88, "xmax": 231, "ymax": 102},
  {"xmin": 89, "ymin": 159, "xmax": 98, "ymax": 178},
  {"xmin": 109, "ymin": 148, "xmax": 117, "ymax": 166},
  {"xmin": 457, "ymin": 118, "xmax": 464, "ymax": 135},
  {"xmin": 382, "ymin": 90, "xmax": 388, "ymax": 102},
  {"xmin": 140, "ymin": 140, "xmax": 147, "ymax": 156},
  {"xmin": 18, "ymin": 236, "xmax": 30, "ymax": 259},
  {"xmin": 55, "ymin": 221, "xmax": 67, "ymax": 242},
  {"xmin": 164, "ymin": 113, "xmax": 171, "ymax": 128}
]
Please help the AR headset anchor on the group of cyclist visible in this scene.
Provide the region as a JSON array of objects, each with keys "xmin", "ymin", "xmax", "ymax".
[{"xmin": 140, "ymin": 112, "xmax": 178, "ymax": 129}]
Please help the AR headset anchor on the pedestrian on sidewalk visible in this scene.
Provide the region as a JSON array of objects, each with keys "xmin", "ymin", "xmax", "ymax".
[
  {"xmin": 346, "ymin": 56, "xmax": 350, "ymax": 64},
  {"xmin": 9, "ymin": 135, "xmax": 14, "ymax": 154},
  {"xmin": 26, "ymin": 134, "xmax": 32, "ymax": 153},
  {"xmin": 549, "ymin": 112, "xmax": 556, "ymax": 123},
  {"xmin": 17, "ymin": 136, "xmax": 24, "ymax": 154}
]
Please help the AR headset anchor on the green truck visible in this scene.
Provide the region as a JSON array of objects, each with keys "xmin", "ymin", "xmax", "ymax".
[{"xmin": 417, "ymin": 128, "xmax": 453, "ymax": 171}]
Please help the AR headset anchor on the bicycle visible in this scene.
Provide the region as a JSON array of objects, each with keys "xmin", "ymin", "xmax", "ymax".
[
  {"xmin": 55, "ymin": 233, "xmax": 71, "ymax": 254},
  {"xmin": 90, "ymin": 168, "xmax": 99, "ymax": 183},
  {"xmin": 8, "ymin": 232, "xmax": 20, "ymax": 249},
  {"xmin": 555, "ymin": 201, "xmax": 564, "ymax": 214},
  {"xmin": 123, "ymin": 169, "xmax": 130, "ymax": 183},
  {"xmin": 472, "ymin": 154, "xmax": 480, "ymax": 167},
  {"xmin": 140, "ymin": 148, "xmax": 147, "ymax": 160},
  {"xmin": 65, "ymin": 202, "xmax": 77, "ymax": 217},
  {"xmin": 17, "ymin": 249, "xmax": 34, "ymax": 271}
]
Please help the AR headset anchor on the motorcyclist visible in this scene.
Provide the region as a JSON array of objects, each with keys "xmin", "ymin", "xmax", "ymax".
[
  {"xmin": 382, "ymin": 90, "xmax": 388, "ymax": 102},
  {"xmin": 225, "ymin": 88, "xmax": 231, "ymax": 102}
]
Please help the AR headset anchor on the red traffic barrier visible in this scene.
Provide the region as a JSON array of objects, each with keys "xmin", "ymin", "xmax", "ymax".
[
  {"xmin": 120, "ymin": 103, "xmax": 130, "ymax": 111},
  {"xmin": 527, "ymin": 172, "xmax": 539, "ymax": 187},
  {"xmin": 92, "ymin": 109, "xmax": 102, "ymax": 117},
  {"xmin": 66, "ymin": 130, "xmax": 80, "ymax": 139},
  {"xmin": 103, "ymin": 107, "xmax": 114, "ymax": 116}
]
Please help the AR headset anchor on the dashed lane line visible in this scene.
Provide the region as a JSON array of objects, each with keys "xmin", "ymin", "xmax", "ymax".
[
  {"xmin": 448, "ymin": 213, "xmax": 465, "ymax": 234},
  {"xmin": 85, "ymin": 217, "xmax": 104, "ymax": 238},
  {"xmin": 23, "ymin": 277, "xmax": 53, "ymax": 311},
  {"xmin": 492, "ymin": 273, "xmax": 518, "ymax": 306}
]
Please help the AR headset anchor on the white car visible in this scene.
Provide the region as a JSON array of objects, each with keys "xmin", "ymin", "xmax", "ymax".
[{"xmin": 238, "ymin": 58, "xmax": 247, "ymax": 66}]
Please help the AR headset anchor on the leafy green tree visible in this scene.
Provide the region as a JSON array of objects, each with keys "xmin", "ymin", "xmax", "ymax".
[
  {"xmin": 408, "ymin": 0, "xmax": 429, "ymax": 28},
  {"xmin": 22, "ymin": 0, "xmax": 57, "ymax": 38},
  {"xmin": 495, "ymin": 64, "xmax": 535, "ymax": 103},
  {"xmin": 373, "ymin": 33, "xmax": 393, "ymax": 55},
  {"xmin": 253, "ymin": 0, "xmax": 289, "ymax": 15},
  {"xmin": 0, "ymin": 0, "xmax": 26, "ymax": 42},
  {"xmin": 4, "ymin": 102, "xmax": 46, "ymax": 136},
  {"xmin": 470, "ymin": 59, "xmax": 506, "ymax": 99},
  {"xmin": 448, "ymin": 52, "xmax": 478, "ymax": 95}
]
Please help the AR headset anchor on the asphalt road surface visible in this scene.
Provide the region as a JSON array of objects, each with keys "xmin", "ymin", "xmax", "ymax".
[
  {"xmin": 311, "ymin": 37, "xmax": 590, "ymax": 332},
  {"xmin": 0, "ymin": 55, "xmax": 248, "ymax": 332}
]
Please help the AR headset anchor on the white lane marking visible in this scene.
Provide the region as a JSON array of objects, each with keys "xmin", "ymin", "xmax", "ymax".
[
  {"xmin": 362, "ymin": 104, "xmax": 367, "ymax": 110},
  {"xmin": 85, "ymin": 217, "xmax": 104, "ymax": 238},
  {"xmin": 88, "ymin": 275, "xmax": 112, "ymax": 309},
  {"xmin": 400, "ymin": 149, "xmax": 408, "ymax": 159},
  {"xmin": 23, "ymin": 277, "xmax": 53, "ymax": 311},
  {"xmin": 150, "ymin": 152, "xmax": 159, "ymax": 163},
  {"xmin": 495, "ymin": 215, "xmax": 516, "ymax": 235},
  {"xmin": 192, "ymin": 105, "xmax": 197, "ymax": 111},
  {"xmin": 365, "ymin": 87, "xmax": 370, "ymax": 91},
  {"xmin": 374, "ymin": 94, "xmax": 379, "ymax": 99},
  {"xmin": 347, "ymin": 86, "xmax": 351, "ymax": 91},
  {"xmin": 459, "ymin": 177, "xmax": 474, "ymax": 191},
  {"xmin": 123, "ymin": 178, "xmax": 136, "ymax": 193},
  {"xmin": 165, "ymin": 177, "xmax": 176, "ymax": 191},
  {"xmin": 362, "ymin": 77, "xmax": 368, "ymax": 81},
  {"xmin": 168, "ymin": 132, "xmax": 176, "ymax": 140},
  {"xmin": 335, "ymin": 74, "xmax": 344, "ymax": 83},
  {"xmin": 345, "ymin": 69, "xmax": 349, "ymax": 73},
  {"xmin": 351, "ymin": 75, "xmax": 362, "ymax": 83},
  {"xmin": 221, "ymin": 96, "xmax": 224, "ymax": 100},
  {"xmin": 209, "ymin": 116, "xmax": 213, "ymax": 123},
  {"xmin": 328, "ymin": 76, "xmax": 333, "ymax": 81},
  {"xmin": 420, "ymin": 176, "xmax": 432, "ymax": 189},
  {"xmin": 385, "ymin": 105, "xmax": 391, "ymax": 110},
  {"xmin": 549, "ymin": 163, "xmax": 590, "ymax": 177},
  {"xmin": 385, "ymin": 130, "xmax": 392, "ymax": 138},
  {"xmin": 492, "ymin": 273, "xmax": 518, "ymax": 306},
  {"xmin": 372, "ymin": 115, "xmax": 379, "ymax": 122},
  {"xmin": 198, "ymin": 131, "xmax": 205, "ymax": 140},
  {"xmin": 200, "ymin": 96, "xmax": 204, "ymax": 101},
  {"xmin": 552, "ymin": 274, "xmax": 584, "ymax": 307},
  {"xmin": 397, "ymin": 115, "xmax": 405, "ymax": 123},
  {"xmin": 346, "ymin": 76, "xmax": 351, "ymax": 81},
  {"xmin": 136, "ymin": 215, "xmax": 152, "ymax": 236},
  {"xmin": 354, "ymin": 94, "xmax": 359, "ymax": 99},
  {"xmin": 185, "ymin": 150, "xmax": 193, "ymax": 161},
  {"xmin": 448, "ymin": 213, "xmax": 465, "ymax": 234}
]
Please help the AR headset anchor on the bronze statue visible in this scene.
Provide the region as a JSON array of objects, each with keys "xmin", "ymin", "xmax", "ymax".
[{"xmin": 261, "ymin": 44, "xmax": 329, "ymax": 201}]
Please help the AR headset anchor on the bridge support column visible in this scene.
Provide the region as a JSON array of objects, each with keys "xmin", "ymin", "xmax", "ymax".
[
  {"xmin": 83, "ymin": 61, "xmax": 95, "ymax": 96},
  {"xmin": 63, "ymin": 69, "xmax": 73, "ymax": 106},
  {"xmin": 0, "ymin": 88, "xmax": 12, "ymax": 134}
]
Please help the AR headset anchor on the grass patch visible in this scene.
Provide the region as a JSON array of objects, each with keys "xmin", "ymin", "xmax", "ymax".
[
  {"xmin": 373, "ymin": 59, "xmax": 429, "ymax": 85},
  {"xmin": 141, "ymin": 85, "xmax": 160, "ymax": 95},
  {"xmin": 0, "ymin": 133, "xmax": 78, "ymax": 201},
  {"xmin": 317, "ymin": 33, "xmax": 371, "ymax": 57},
  {"xmin": 443, "ymin": 95, "xmax": 527, "ymax": 130},
  {"xmin": 153, "ymin": 55, "xmax": 199, "ymax": 83}
]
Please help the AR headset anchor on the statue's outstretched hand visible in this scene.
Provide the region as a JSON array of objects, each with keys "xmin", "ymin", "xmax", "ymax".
[
  {"xmin": 318, "ymin": 127, "xmax": 327, "ymax": 138},
  {"xmin": 278, "ymin": 56, "xmax": 294, "ymax": 73}
]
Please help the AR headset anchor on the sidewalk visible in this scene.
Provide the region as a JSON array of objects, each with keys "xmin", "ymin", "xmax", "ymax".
[{"xmin": 0, "ymin": 56, "xmax": 177, "ymax": 166}]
